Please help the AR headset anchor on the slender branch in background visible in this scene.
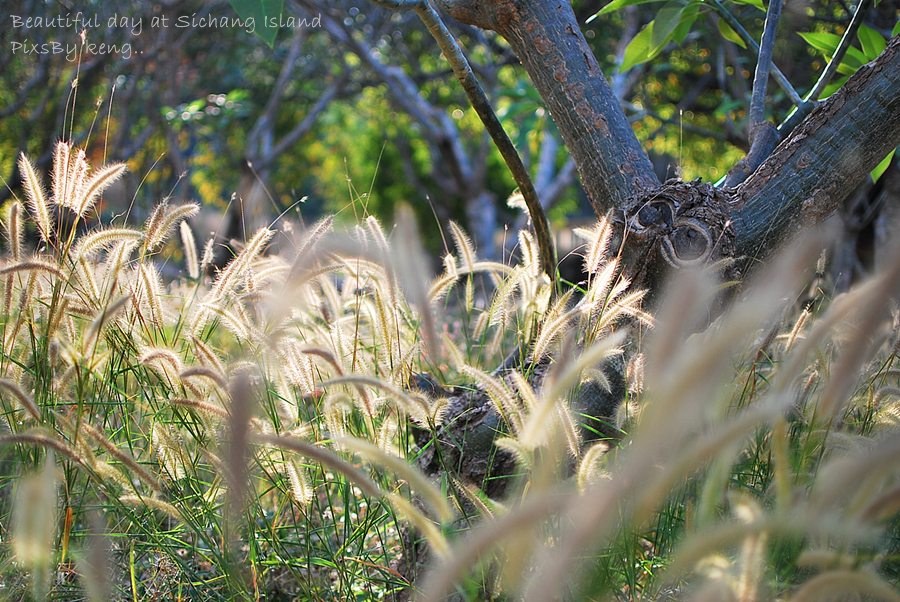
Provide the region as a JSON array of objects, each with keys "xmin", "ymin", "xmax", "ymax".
[
  {"xmin": 808, "ymin": 0, "xmax": 868, "ymax": 101},
  {"xmin": 779, "ymin": 0, "xmax": 870, "ymax": 136},
  {"xmin": 748, "ymin": 0, "xmax": 782, "ymax": 139},
  {"xmin": 265, "ymin": 75, "xmax": 348, "ymax": 168},
  {"xmin": 539, "ymin": 158, "xmax": 577, "ymax": 211},
  {"xmin": 369, "ymin": 0, "xmax": 557, "ymax": 281},
  {"xmin": 248, "ymin": 28, "xmax": 308, "ymax": 148},
  {"xmin": 722, "ymin": 0, "xmax": 786, "ymax": 186},
  {"xmin": 306, "ymin": 3, "xmax": 477, "ymax": 193},
  {"xmin": 610, "ymin": 6, "xmax": 642, "ymax": 101},
  {"xmin": 711, "ymin": 0, "xmax": 805, "ymax": 109}
]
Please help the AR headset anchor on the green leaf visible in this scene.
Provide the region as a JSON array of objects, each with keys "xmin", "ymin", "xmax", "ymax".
[
  {"xmin": 799, "ymin": 31, "xmax": 868, "ymax": 75},
  {"xmin": 870, "ymin": 149, "xmax": 895, "ymax": 182},
  {"xmin": 621, "ymin": 22, "xmax": 658, "ymax": 72},
  {"xmin": 591, "ymin": 0, "xmax": 667, "ymax": 19},
  {"xmin": 730, "ymin": 0, "xmax": 765, "ymax": 10},
  {"xmin": 717, "ymin": 17, "xmax": 747, "ymax": 48},
  {"xmin": 841, "ymin": 46, "xmax": 869, "ymax": 68},
  {"xmin": 798, "ymin": 31, "xmax": 841, "ymax": 55},
  {"xmin": 857, "ymin": 24, "xmax": 886, "ymax": 60},
  {"xmin": 652, "ymin": 2, "xmax": 687, "ymax": 51},
  {"xmin": 227, "ymin": 0, "xmax": 283, "ymax": 48},
  {"xmin": 819, "ymin": 75, "xmax": 848, "ymax": 98},
  {"xmin": 671, "ymin": 2, "xmax": 701, "ymax": 44},
  {"xmin": 892, "ymin": 21, "xmax": 900, "ymax": 37}
]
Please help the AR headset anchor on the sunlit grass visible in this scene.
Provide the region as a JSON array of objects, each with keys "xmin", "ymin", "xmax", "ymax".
[{"xmin": 0, "ymin": 143, "xmax": 897, "ymax": 600}]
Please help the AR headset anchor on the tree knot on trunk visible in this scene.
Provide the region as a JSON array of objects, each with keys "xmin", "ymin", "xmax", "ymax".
[{"xmin": 614, "ymin": 179, "xmax": 740, "ymax": 296}]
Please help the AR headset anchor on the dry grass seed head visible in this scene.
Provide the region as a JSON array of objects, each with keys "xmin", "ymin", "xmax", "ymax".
[
  {"xmin": 17, "ymin": 153, "xmax": 53, "ymax": 242},
  {"xmin": 210, "ymin": 227, "xmax": 274, "ymax": 302},
  {"xmin": 815, "ymin": 257, "xmax": 900, "ymax": 422},
  {"xmin": 487, "ymin": 266, "xmax": 522, "ymax": 329},
  {"xmin": 811, "ymin": 435, "xmax": 900, "ymax": 518},
  {"xmin": 790, "ymin": 569, "xmax": 900, "ymax": 602},
  {"xmin": 461, "ymin": 365, "xmax": 525, "ymax": 434},
  {"xmin": 51, "ymin": 141, "xmax": 70, "ymax": 205},
  {"xmin": 541, "ymin": 330, "xmax": 627, "ymax": 404},
  {"xmin": 252, "ymin": 432, "xmax": 447, "ymax": 547},
  {"xmin": 6, "ymin": 202, "xmax": 23, "ymax": 262},
  {"xmin": 74, "ymin": 228, "xmax": 143, "ymax": 261},
  {"xmin": 449, "ymin": 221, "xmax": 476, "ymax": 271},
  {"xmin": 442, "ymin": 253, "xmax": 458, "ymax": 278},
  {"xmin": 0, "ymin": 378, "xmax": 41, "ymax": 421},
  {"xmin": 118, "ymin": 495, "xmax": 182, "ymax": 521},
  {"xmin": 75, "ymin": 256, "xmax": 101, "ymax": 304},
  {"xmin": 168, "ymin": 397, "xmax": 230, "ymax": 421},
  {"xmin": 338, "ymin": 435, "xmax": 453, "ymax": 522},
  {"xmin": 322, "ymin": 374, "xmax": 430, "ymax": 425},
  {"xmin": 142, "ymin": 202, "xmax": 200, "ymax": 254},
  {"xmin": 429, "ymin": 272, "xmax": 458, "ymax": 303},
  {"xmin": 283, "ymin": 458, "xmax": 314, "ymax": 505},
  {"xmin": 518, "ymin": 229, "xmax": 541, "ymax": 278},
  {"xmin": 0, "ymin": 258, "xmax": 66, "ymax": 281},
  {"xmin": 79, "ymin": 422, "xmax": 162, "ymax": 493},
  {"xmin": 199, "ymin": 236, "xmax": 216, "ymax": 275},
  {"xmin": 732, "ymin": 495, "xmax": 767, "ymax": 602},
  {"xmin": 0, "ymin": 430, "xmax": 89, "ymax": 468},
  {"xmin": 581, "ymin": 257, "xmax": 621, "ymax": 310},
  {"xmin": 576, "ymin": 441, "xmax": 611, "ymax": 492},
  {"xmin": 73, "ymin": 161, "xmax": 127, "ymax": 218},
  {"xmin": 280, "ymin": 342, "xmax": 319, "ymax": 395},
  {"xmin": 82, "ymin": 295, "xmax": 129, "ymax": 358},
  {"xmin": 151, "ymin": 422, "xmax": 187, "ymax": 480},
  {"xmin": 531, "ymin": 288, "xmax": 577, "ymax": 360},
  {"xmin": 190, "ymin": 336, "xmax": 227, "ymax": 378},
  {"xmin": 176, "ymin": 223, "xmax": 199, "ymax": 281},
  {"xmin": 323, "ymin": 391, "xmax": 353, "ymax": 438},
  {"xmin": 198, "ymin": 301, "xmax": 258, "ymax": 343},
  {"xmin": 11, "ymin": 452, "xmax": 58, "ymax": 567},
  {"xmin": 523, "ymin": 325, "xmax": 802, "ymax": 600},
  {"xmin": 140, "ymin": 347, "xmax": 183, "ymax": 386},
  {"xmin": 574, "ymin": 214, "xmax": 614, "ymax": 275},
  {"xmin": 641, "ymin": 235, "xmax": 827, "ymax": 440},
  {"xmin": 295, "ymin": 215, "xmax": 334, "ymax": 259},
  {"xmin": 100, "ymin": 239, "xmax": 137, "ymax": 301},
  {"xmin": 660, "ymin": 512, "xmax": 880, "ymax": 596},
  {"xmin": 135, "ymin": 263, "xmax": 165, "ymax": 326},
  {"xmin": 53, "ymin": 143, "xmax": 88, "ymax": 212}
]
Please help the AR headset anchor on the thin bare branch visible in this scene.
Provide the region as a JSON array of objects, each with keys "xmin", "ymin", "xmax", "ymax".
[
  {"xmin": 369, "ymin": 0, "xmax": 557, "ymax": 280},
  {"xmin": 266, "ymin": 76, "xmax": 348, "ymax": 165},
  {"xmin": 779, "ymin": 0, "xmax": 871, "ymax": 137},
  {"xmin": 748, "ymin": 0, "xmax": 782, "ymax": 136},
  {"xmin": 711, "ymin": 0, "xmax": 805, "ymax": 109}
]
